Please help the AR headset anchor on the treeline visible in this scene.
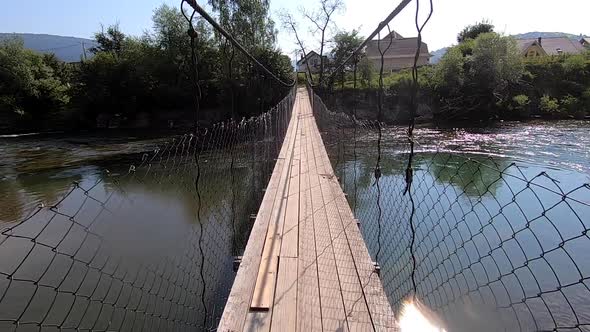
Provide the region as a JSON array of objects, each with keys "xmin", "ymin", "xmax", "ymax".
[
  {"xmin": 0, "ymin": 4, "xmax": 293, "ymax": 133},
  {"xmin": 429, "ymin": 32, "xmax": 590, "ymax": 121},
  {"xmin": 328, "ymin": 24, "xmax": 590, "ymax": 123}
]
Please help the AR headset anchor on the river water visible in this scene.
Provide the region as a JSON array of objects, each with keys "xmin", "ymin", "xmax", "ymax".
[
  {"xmin": 325, "ymin": 120, "xmax": 590, "ymax": 332},
  {"xmin": 0, "ymin": 131, "xmax": 276, "ymax": 331},
  {"xmin": 0, "ymin": 120, "xmax": 589, "ymax": 331}
]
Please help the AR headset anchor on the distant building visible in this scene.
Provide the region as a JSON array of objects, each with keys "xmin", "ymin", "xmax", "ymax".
[
  {"xmin": 581, "ymin": 37, "xmax": 590, "ymax": 48},
  {"xmin": 517, "ymin": 37, "xmax": 586, "ymax": 57},
  {"xmin": 296, "ymin": 51, "xmax": 327, "ymax": 74},
  {"xmin": 365, "ymin": 30, "xmax": 430, "ymax": 72}
]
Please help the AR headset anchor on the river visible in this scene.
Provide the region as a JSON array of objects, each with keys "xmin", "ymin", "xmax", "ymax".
[
  {"xmin": 0, "ymin": 120, "xmax": 589, "ymax": 331},
  {"xmin": 325, "ymin": 120, "xmax": 590, "ymax": 332}
]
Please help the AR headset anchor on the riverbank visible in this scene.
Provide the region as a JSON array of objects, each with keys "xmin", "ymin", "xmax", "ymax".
[{"xmin": 320, "ymin": 87, "xmax": 590, "ymax": 125}]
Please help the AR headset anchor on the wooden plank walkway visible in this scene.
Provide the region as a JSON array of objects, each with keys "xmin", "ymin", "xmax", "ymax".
[{"xmin": 218, "ymin": 88, "xmax": 398, "ymax": 331}]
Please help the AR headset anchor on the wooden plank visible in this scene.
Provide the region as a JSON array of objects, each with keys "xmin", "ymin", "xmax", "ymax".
[
  {"xmin": 243, "ymin": 312, "xmax": 271, "ymax": 332},
  {"xmin": 306, "ymin": 90, "xmax": 398, "ymax": 331},
  {"xmin": 270, "ymin": 257, "xmax": 298, "ymax": 332},
  {"xmin": 250, "ymin": 126, "xmax": 296, "ymax": 310},
  {"xmin": 296, "ymin": 115, "xmax": 323, "ymax": 332},
  {"xmin": 251, "ymin": 255, "xmax": 280, "ymax": 311},
  {"xmin": 219, "ymin": 159, "xmax": 285, "ymax": 331},
  {"xmin": 302, "ymin": 98, "xmax": 349, "ymax": 332},
  {"xmin": 222, "ymin": 88, "xmax": 398, "ymax": 331},
  {"xmin": 218, "ymin": 90, "xmax": 298, "ymax": 331},
  {"xmin": 312, "ymin": 140, "xmax": 374, "ymax": 331},
  {"xmin": 281, "ymin": 123, "xmax": 301, "ymax": 258},
  {"xmin": 247, "ymin": 90, "xmax": 300, "ymax": 329}
]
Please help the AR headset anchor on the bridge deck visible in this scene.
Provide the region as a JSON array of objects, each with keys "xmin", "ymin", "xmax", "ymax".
[{"xmin": 218, "ymin": 88, "xmax": 397, "ymax": 331}]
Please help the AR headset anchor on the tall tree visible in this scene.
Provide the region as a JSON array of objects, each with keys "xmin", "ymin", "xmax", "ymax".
[
  {"xmin": 209, "ymin": 0, "xmax": 277, "ymax": 50},
  {"xmin": 0, "ymin": 38, "xmax": 70, "ymax": 124},
  {"xmin": 330, "ymin": 29, "xmax": 363, "ymax": 69},
  {"xmin": 279, "ymin": 11, "xmax": 314, "ymax": 84},
  {"xmin": 457, "ymin": 20, "xmax": 494, "ymax": 43},
  {"xmin": 90, "ymin": 24, "xmax": 126, "ymax": 56},
  {"xmin": 302, "ymin": 0, "xmax": 344, "ymax": 85},
  {"xmin": 435, "ymin": 32, "xmax": 523, "ymax": 120}
]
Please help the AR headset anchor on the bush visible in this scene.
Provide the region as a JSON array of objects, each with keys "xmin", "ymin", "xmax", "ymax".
[
  {"xmin": 539, "ymin": 95, "xmax": 560, "ymax": 116},
  {"xmin": 561, "ymin": 94, "xmax": 585, "ymax": 119},
  {"xmin": 510, "ymin": 94, "xmax": 530, "ymax": 117}
]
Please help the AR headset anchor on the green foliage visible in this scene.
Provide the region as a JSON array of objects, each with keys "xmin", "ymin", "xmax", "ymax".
[
  {"xmin": 433, "ymin": 47, "xmax": 465, "ymax": 95},
  {"xmin": 327, "ymin": 24, "xmax": 589, "ymax": 123},
  {"xmin": 470, "ymin": 33, "xmax": 523, "ymax": 86},
  {"xmin": 0, "ymin": 2, "xmax": 290, "ymax": 133},
  {"xmin": 509, "ymin": 94, "xmax": 530, "ymax": 117},
  {"xmin": 512, "ymin": 94, "xmax": 529, "ymax": 107},
  {"xmin": 90, "ymin": 24, "xmax": 126, "ymax": 56},
  {"xmin": 560, "ymin": 94, "xmax": 585, "ymax": 118},
  {"xmin": 330, "ymin": 30, "xmax": 363, "ymax": 67},
  {"xmin": 0, "ymin": 38, "xmax": 71, "ymax": 127},
  {"xmin": 209, "ymin": 0, "xmax": 277, "ymax": 50},
  {"xmin": 457, "ymin": 20, "xmax": 494, "ymax": 43},
  {"xmin": 433, "ymin": 32, "xmax": 524, "ymax": 120},
  {"xmin": 539, "ymin": 95, "xmax": 560, "ymax": 116},
  {"xmin": 358, "ymin": 57, "xmax": 374, "ymax": 88}
]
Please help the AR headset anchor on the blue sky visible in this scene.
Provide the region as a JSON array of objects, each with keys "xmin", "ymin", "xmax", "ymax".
[{"xmin": 2, "ymin": 0, "xmax": 589, "ymax": 59}]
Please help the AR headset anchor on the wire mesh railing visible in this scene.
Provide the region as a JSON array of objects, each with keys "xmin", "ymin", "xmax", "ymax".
[
  {"xmin": 311, "ymin": 88, "xmax": 590, "ymax": 332},
  {"xmin": 0, "ymin": 86, "xmax": 296, "ymax": 332}
]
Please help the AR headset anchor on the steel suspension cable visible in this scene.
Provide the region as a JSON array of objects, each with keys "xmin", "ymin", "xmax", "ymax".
[
  {"xmin": 352, "ymin": 60, "xmax": 359, "ymax": 214},
  {"xmin": 405, "ymin": 0, "xmax": 434, "ymax": 300},
  {"xmin": 180, "ymin": 2, "xmax": 208, "ymax": 327},
  {"xmin": 322, "ymin": 0, "xmax": 412, "ymax": 86},
  {"xmin": 374, "ymin": 27, "xmax": 394, "ymax": 262},
  {"xmin": 182, "ymin": 0, "xmax": 295, "ymax": 88}
]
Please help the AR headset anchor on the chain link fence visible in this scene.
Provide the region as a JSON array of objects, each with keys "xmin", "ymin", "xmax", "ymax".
[
  {"xmin": 0, "ymin": 87, "xmax": 296, "ymax": 332},
  {"xmin": 312, "ymin": 89, "xmax": 590, "ymax": 331}
]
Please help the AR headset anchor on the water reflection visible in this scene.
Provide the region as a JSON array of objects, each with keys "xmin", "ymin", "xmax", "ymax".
[
  {"xmin": 0, "ymin": 168, "xmax": 84, "ymax": 223},
  {"xmin": 328, "ymin": 126, "xmax": 590, "ymax": 332},
  {"xmin": 0, "ymin": 150, "xmax": 271, "ymax": 331}
]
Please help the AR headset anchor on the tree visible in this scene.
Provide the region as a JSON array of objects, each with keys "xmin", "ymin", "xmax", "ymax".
[
  {"xmin": 469, "ymin": 32, "xmax": 523, "ymax": 102},
  {"xmin": 457, "ymin": 20, "xmax": 494, "ymax": 43},
  {"xmin": 279, "ymin": 10, "xmax": 314, "ymax": 83},
  {"xmin": 209, "ymin": 0, "xmax": 277, "ymax": 50},
  {"xmin": 433, "ymin": 46, "xmax": 465, "ymax": 96},
  {"xmin": 434, "ymin": 32, "xmax": 523, "ymax": 121},
  {"xmin": 90, "ymin": 24, "xmax": 126, "ymax": 56},
  {"xmin": 0, "ymin": 38, "xmax": 70, "ymax": 121},
  {"xmin": 302, "ymin": 0, "xmax": 344, "ymax": 85},
  {"xmin": 330, "ymin": 29, "xmax": 363, "ymax": 69},
  {"xmin": 358, "ymin": 56, "xmax": 374, "ymax": 88}
]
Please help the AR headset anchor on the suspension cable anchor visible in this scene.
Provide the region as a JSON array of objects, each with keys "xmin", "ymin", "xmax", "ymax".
[
  {"xmin": 372, "ymin": 262, "xmax": 381, "ymax": 276},
  {"xmin": 233, "ymin": 256, "xmax": 243, "ymax": 272}
]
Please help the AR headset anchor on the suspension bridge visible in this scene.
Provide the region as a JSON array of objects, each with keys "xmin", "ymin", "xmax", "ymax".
[
  {"xmin": 1, "ymin": 0, "xmax": 590, "ymax": 331},
  {"xmin": 219, "ymin": 88, "xmax": 396, "ymax": 331}
]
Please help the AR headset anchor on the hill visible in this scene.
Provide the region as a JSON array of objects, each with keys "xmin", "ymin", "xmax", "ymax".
[
  {"xmin": 511, "ymin": 31, "xmax": 585, "ymax": 40},
  {"xmin": 429, "ymin": 47, "xmax": 448, "ymax": 64},
  {"xmin": 0, "ymin": 33, "xmax": 98, "ymax": 62}
]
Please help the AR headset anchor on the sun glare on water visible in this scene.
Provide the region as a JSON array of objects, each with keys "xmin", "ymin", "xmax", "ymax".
[{"xmin": 399, "ymin": 299, "xmax": 447, "ymax": 332}]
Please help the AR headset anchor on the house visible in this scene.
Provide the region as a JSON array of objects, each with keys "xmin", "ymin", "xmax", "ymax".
[
  {"xmin": 581, "ymin": 37, "xmax": 590, "ymax": 48},
  {"xmin": 365, "ymin": 30, "xmax": 430, "ymax": 72},
  {"xmin": 296, "ymin": 51, "xmax": 327, "ymax": 74},
  {"xmin": 517, "ymin": 37, "xmax": 586, "ymax": 57}
]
